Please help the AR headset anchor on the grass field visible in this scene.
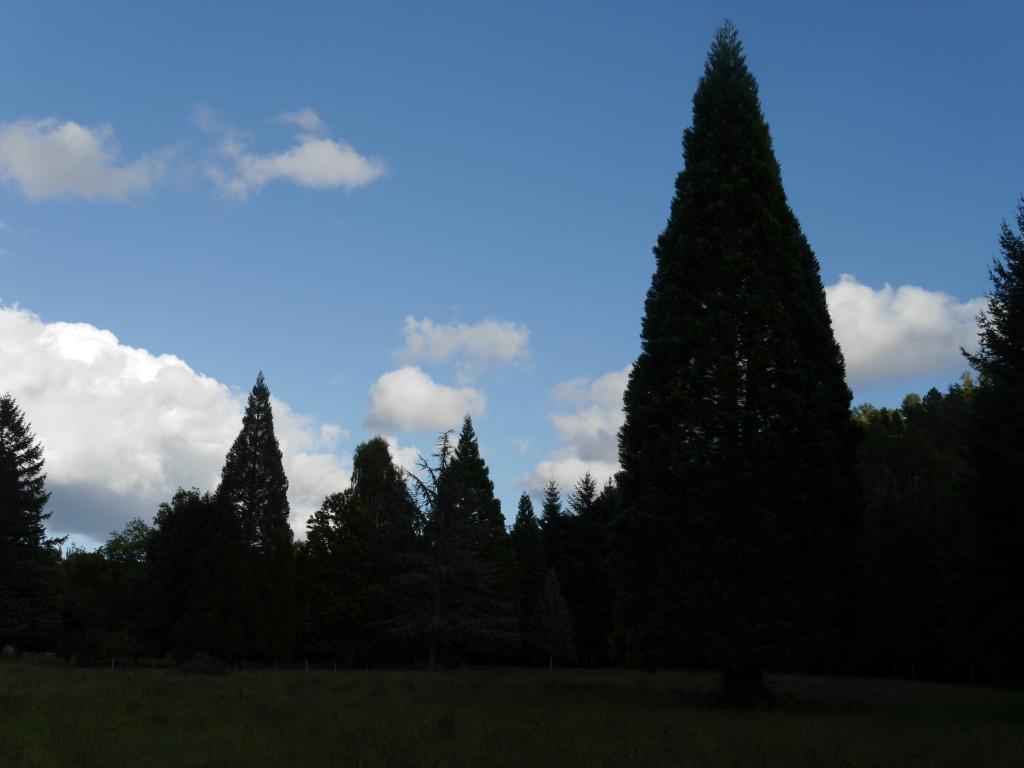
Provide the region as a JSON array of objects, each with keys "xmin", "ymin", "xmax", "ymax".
[{"xmin": 1, "ymin": 664, "xmax": 1022, "ymax": 767}]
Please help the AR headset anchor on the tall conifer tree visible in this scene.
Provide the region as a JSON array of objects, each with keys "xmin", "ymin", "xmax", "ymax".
[
  {"xmin": 217, "ymin": 372, "xmax": 295, "ymax": 659},
  {"xmin": 615, "ymin": 22, "xmax": 855, "ymax": 696},
  {"xmin": 510, "ymin": 493, "xmax": 545, "ymax": 654},
  {"xmin": 964, "ymin": 199, "xmax": 1024, "ymax": 683},
  {"xmin": 0, "ymin": 394, "xmax": 61, "ymax": 649}
]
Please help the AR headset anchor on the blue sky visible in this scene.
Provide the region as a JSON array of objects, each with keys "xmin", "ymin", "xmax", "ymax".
[{"xmin": 1, "ymin": 1, "xmax": 1022, "ymax": 545}]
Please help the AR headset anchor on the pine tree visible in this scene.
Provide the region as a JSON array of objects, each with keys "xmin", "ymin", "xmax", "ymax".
[
  {"xmin": 217, "ymin": 372, "xmax": 295, "ymax": 660},
  {"xmin": 510, "ymin": 493, "xmax": 546, "ymax": 656},
  {"xmin": 964, "ymin": 198, "xmax": 1024, "ymax": 683},
  {"xmin": 0, "ymin": 394, "xmax": 61, "ymax": 650},
  {"xmin": 615, "ymin": 22, "xmax": 855, "ymax": 697}
]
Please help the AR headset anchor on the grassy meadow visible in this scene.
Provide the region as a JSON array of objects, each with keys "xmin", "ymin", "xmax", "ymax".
[{"xmin": 1, "ymin": 663, "xmax": 1022, "ymax": 767}]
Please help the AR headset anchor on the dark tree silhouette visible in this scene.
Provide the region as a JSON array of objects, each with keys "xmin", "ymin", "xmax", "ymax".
[
  {"xmin": 0, "ymin": 394, "xmax": 61, "ymax": 650},
  {"xmin": 964, "ymin": 198, "xmax": 1024, "ymax": 684},
  {"xmin": 217, "ymin": 372, "xmax": 295, "ymax": 660},
  {"xmin": 510, "ymin": 492, "xmax": 546, "ymax": 658},
  {"xmin": 614, "ymin": 22, "xmax": 856, "ymax": 699}
]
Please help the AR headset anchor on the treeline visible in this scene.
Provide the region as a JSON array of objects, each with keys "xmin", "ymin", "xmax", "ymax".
[
  {"xmin": 2, "ymin": 23, "xmax": 1022, "ymax": 694},
  {"xmin": 2, "ymin": 377, "xmax": 611, "ymax": 669}
]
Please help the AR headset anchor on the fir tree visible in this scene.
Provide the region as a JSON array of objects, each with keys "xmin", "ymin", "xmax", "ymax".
[
  {"xmin": 567, "ymin": 473, "xmax": 598, "ymax": 516},
  {"xmin": 615, "ymin": 22, "xmax": 855, "ymax": 697},
  {"xmin": 510, "ymin": 493, "xmax": 546, "ymax": 656},
  {"xmin": 539, "ymin": 479, "xmax": 563, "ymax": 568},
  {"xmin": 0, "ymin": 394, "xmax": 61, "ymax": 649},
  {"xmin": 217, "ymin": 372, "xmax": 295, "ymax": 660}
]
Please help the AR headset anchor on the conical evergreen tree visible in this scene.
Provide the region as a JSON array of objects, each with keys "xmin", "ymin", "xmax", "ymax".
[
  {"xmin": 539, "ymin": 479, "xmax": 563, "ymax": 569},
  {"xmin": 964, "ymin": 198, "xmax": 1024, "ymax": 683},
  {"xmin": 217, "ymin": 372, "xmax": 295, "ymax": 659},
  {"xmin": 447, "ymin": 415, "xmax": 519, "ymax": 658},
  {"xmin": 615, "ymin": 22, "xmax": 855, "ymax": 695},
  {"xmin": 567, "ymin": 473, "xmax": 598, "ymax": 517},
  {"xmin": 510, "ymin": 492, "xmax": 546, "ymax": 656},
  {"xmin": 0, "ymin": 394, "xmax": 61, "ymax": 649}
]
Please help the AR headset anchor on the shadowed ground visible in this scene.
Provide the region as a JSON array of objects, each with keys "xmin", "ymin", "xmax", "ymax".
[{"xmin": 1, "ymin": 664, "xmax": 1022, "ymax": 767}]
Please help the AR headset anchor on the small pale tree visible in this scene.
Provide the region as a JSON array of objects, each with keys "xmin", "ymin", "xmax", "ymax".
[{"xmin": 529, "ymin": 570, "xmax": 575, "ymax": 669}]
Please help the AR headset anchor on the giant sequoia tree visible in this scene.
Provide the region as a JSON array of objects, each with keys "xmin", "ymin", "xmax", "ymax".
[
  {"xmin": 217, "ymin": 372, "xmax": 295, "ymax": 659},
  {"xmin": 0, "ymin": 394, "xmax": 61, "ymax": 649},
  {"xmin": 615, "ymin": 23, "xmax": 855, "ymax": 696}
]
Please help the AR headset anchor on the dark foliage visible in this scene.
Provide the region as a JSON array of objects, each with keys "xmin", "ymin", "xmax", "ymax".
[
  {"xmin": 0, "ymin": 394, "xmax": 61, "ymax": 650},
  {"xmin": 614, "ymin": 22, "xmax": 856, "ymax": 692}
]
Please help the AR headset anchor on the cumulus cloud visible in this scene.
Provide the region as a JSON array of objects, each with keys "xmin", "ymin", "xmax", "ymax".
[
  {"xmin": 524, "ymin": 367, "xmax": 628, "ymax": 493},
  {"xmin": 200, "ymin": 106, "xmax": 385, "ymax": 199},
  {"xmin": 276, "ymin": 108, "xmax": 327, "ymax": 134},
  {"xmin": 383, "ymin": 435, "xmax": 424, "ymax": 475},
  {"xmin": 0, "ymin": 118, "xmax": 166, "ymax": 201},
  {"xmin": 365, "ymin": 366, "xmax": 485, "ymax": 433},
  {"xmin": 398, "ymin": 316, "xmax": 530, "ymax": 376},
  {"xmin": 825, "ymin": 274, "xmax": 984, "ymax": 389},
  {"xmin": 0, "ymin": 304, "xmax": 350, "ymax": 540}
]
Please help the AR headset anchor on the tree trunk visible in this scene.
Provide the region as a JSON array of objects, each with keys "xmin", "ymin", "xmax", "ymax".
[{"xmin": 427, "ymin": 638, "xmax": 437, "ymax": 671}]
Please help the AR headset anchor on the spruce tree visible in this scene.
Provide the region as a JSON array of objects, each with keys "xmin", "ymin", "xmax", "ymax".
[
  {"xmin": 567, "ymin": 472, "xmax": 598, "ymax": 516},
  {"xmin": 0, "ymin": 394, "xmax": 61, "ymax": 649},
  {"xmin": 217, "ymin": 372, "xmax": 295, "ymax": 659},
  {"xmin": 615, "ymin": 22, "xmax": 855, "ymax": 696},
  {"xmin": 539, "ymin": 479, "xmax": 563, "ymax": 568}
]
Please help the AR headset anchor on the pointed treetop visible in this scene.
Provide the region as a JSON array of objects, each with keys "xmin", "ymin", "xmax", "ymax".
[
  {"xmin": 568, "ymin": 472, "xmax": 598, "ymax": 516},
  {"xmin": 541, "ymin": 480, "xmax": 562, "ymax": 525},
  {"xmin": 455, "ymin": 414, "xmax": 479, "ymax": 459},
  {"xmin": 515, "ymin": 492, "xmax": 536, "ymax": 525}
]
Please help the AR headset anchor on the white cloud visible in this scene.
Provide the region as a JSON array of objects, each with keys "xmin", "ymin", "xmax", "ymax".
[
  {"xmin": 0, "ymin": 118, "xmax": 166, "ymax": 201},
  {"xmin": 524, "ymin": 367, "xmax": 628, "ymax": 493},
  {"xmin": 365, "ymin": 366, "xmax": 485, "ymax": 433},
  {"xmin": 276, "ymin": 108, "xmax": 327, "ymax": 134},
  {"xmin": 0, "ymin": 304, "xmax": 350, "ymax": 540},
  {"xmin": 382, "ymin": 435, "xmax": 423, "ymax": 475},
  {"xmin": 201, "ymin": 107, "xmax": 385, "ymax": 199},
  {"xmin": 825, "ymin": 274, "xmax": 984, "ymax": 389},
  {"xmin": 398, "ymin": 316, "xmax": 530, "ymax": 377}
]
